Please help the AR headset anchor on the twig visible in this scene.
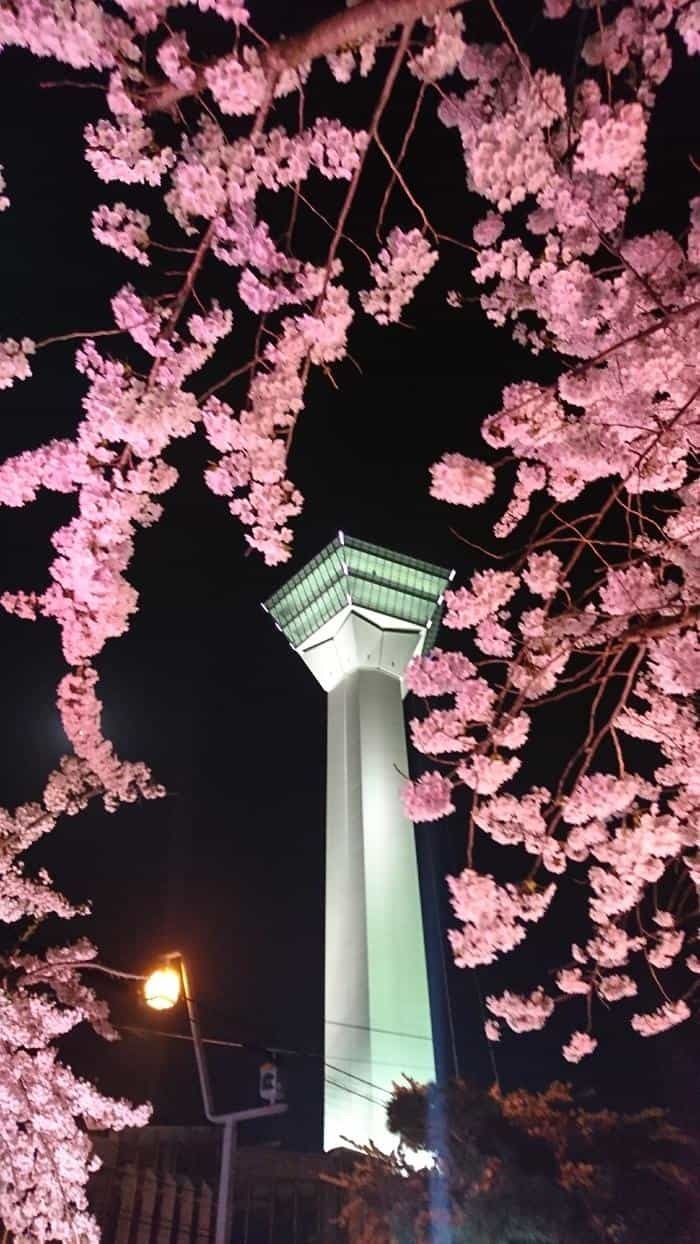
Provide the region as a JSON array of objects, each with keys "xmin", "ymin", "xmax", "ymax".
[
  {"xmin": 35, "ymin": 327, "xmax": 125, "ymax": 350},
  {"xmin": 377, "ymin": 79, "xmax": 426, "ymax": 239}
]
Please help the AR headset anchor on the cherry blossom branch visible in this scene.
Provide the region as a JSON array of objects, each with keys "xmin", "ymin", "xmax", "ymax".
[
  {"xmin": 374, "ymin": 126, "xmax": 438, "ymax": 239},
  {"xmin": 198, "ymin": 355, "xmax": 262, "ymax": 404},
  {"xmin": 158, "ymin": 220, "xmax": 217, "ymax": 348},
  {"xmin": 322, "ymin": 25, "xmax": 413, "ymax": 293},
  {"xmin": 550, "ymin": 648, "xmax": 637, "ymax": 831},
  {"xmin": 377, "ymin": 79, "xmax": 426, "ymax": 239},
  {"xmin": 487, "ymin": 0, "xmax": 532, "ymax": 84},
  {"xmin": 295, "ymin": 188, "xmax": 374, "ymax": 263},
  {"xmin": 35, "ymin": 326, "xmax": 125, "ymax": 350},
  {"xmin": 285, "ymin": 23, "xmax": 413, "ymax": 454},
  {"xmin": 141, "ymin": 0, "xmax": 462, "ymax": 113},
  {"xmin": 18, "ymin": 960, "xmax": 146, "ymax": 984},
  {"xmin": 568, "ymin": 299, "xmax": 700, "ymax": 377}
]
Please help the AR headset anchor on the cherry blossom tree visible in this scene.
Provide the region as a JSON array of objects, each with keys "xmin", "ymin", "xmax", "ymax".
[
  {"xmin": 398, "ymin": 1, "xmax": 700, "ymax": 1060},
  {"xmin": 331, "ymin": 1078, "xmax": 699, "ymax": 1242},
  {"xmin": 0, "ymin": 768, "xmax": 152, "ymax": 1239},
  {"xmin": 0, "ymin": 0, "xmax": 698, "ymax": 1234}
]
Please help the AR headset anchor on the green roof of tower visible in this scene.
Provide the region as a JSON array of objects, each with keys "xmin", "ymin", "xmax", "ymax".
[{"xmin": 264, "ymin": 534, "xmax": 452, "ymax": 651}]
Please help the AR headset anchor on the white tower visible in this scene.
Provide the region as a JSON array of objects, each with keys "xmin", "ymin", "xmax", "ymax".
[{"xmin": 265, "ymin": 535, "xmax": 452, "ymax": 1153}]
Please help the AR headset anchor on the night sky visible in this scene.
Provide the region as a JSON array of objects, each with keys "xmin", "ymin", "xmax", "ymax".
[{"xmin": 0, "ymin": 2, "xmax": 697, "ymax": 1155}]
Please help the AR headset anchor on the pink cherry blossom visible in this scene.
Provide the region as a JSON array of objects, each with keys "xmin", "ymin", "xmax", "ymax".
[
  {"xmin": 473, "ymin": 212, "xmax": 504, "ymax": 247},
  {"xmin": 474, "ymin": 615, "xmax": 514, "ymax": 658},
  {"xmin": 564, "ymin": 821, "xmax": 608, "ymax": 864},
  {"xmin": 473, "ymin": 789, "xmax": 548, "ymax": 853},
  {"xmin": 678, "ymin": 4, "xmax": 700, "ymax": 54},
  {"xmin": 85, "ymin": 117, "xmax": 174, "ymax": 185},
  {"xmin": 631, "ymin": 999, "xmax": 691, "ymax": 1036},
  {"xmin": 0, "ymin": 767, "xmax": 152, "ymax": 1238},
  {"xmin": 492, "ymin": 712, "xmax": 530, "ymax": 750},
  {"xmin": 410, "ymin": 707, "xmax": 473, "ymax": 756},
  {"xmin": 443, "ymin": 570, "xmax": 519, "ymax": 629},
  {"xmin": 112, "ymin": 284, "xmax": 163, "ymax": 352},
  {"xmin": 0, "ymin": 337, "xmax": 35, "ymax": 389},
  {"xmin": 454, "ymin": 674, "xmax": 496, "ymax": 723},
  {"xmin": 326, "ymin": 49, "xmax": 355, "ymax": 84},
  {"xmin": 360, "ymin": 227, "xmax": 437, "ymax": 325},
  {"xmin": 523, "ymin": 551, "xmax": 563, "ymax": 599},
  {"xmin": 157, "ymin": 32, "xmax": 197, "ymax": 92},
  {"xmin": 402, "ymin": 771, "xmax": 455, "ymax": 823},
  {"xmin": 648, "ymin": 631, "xmax": 700, "ymax": 696},
  {"xmin": 196, "ymin": 0, "xmax": 249, "ymax": 20},
  {"xmin": 92, "ymin": 202, "xmax": 150, "ymax": 264},
  {"xmin": 457, "ymin": 752, "xmax": 520, "ymax": 795},
  {"xmin": 494, "ymin": 462, "xmax": 546, "ymax": 537},
  {"xmin": 562, "ymin": 774, "xmax": 639, "ymax": 825},
  {"xmin": 205, "ymin": 48, "xmax": 268, "ymax": 116},
  {"xmin": 409, "ymin": 11, "xmax": 465, "ymax": 83},
  {"xmin": 430, "ymin": 453, "xmax": 496, "ymax": 506},
  {"xmin": 556, "ymin": 968, "xmax": 590, "ymax": 996},
  {"xmin": 584, "ymin": 926, "xmax": 644, "ymax": 969},
  {"xmin": 596, "ymin": 973, "xmax": 637, "ymax": 1002},
  {"xmin": 562, "ymin": 1031, "xmax": 597, "ymax": 1063},
  {"xmin": 544, "ymin": 0, "xmax": 573, "ymax": 17},
  {"xmin": 575, "ymin": 102, "xmax": 647, "ymax": 181},
  {"xmin": 0, "ymin": 0, "xmax": 136, "ymax": 68},
  {"xmin": 188, "ymin": 303, "xmax": 233, "ymax": 346},
  {"xmin": 542, "ymin": 834, "xmax": 565, "ymax": 875},
  {"xmin": 404, "ymin": 648, "xmax": 476, "ymax": 697},
  {"xmin": 448, "ymin": 870, "xmax": 555, "ymax": 968},
  {"xmin": 486, "ymin": 988, "xmax": 555, "ymax": 1033},
  {"xmin": 648, "ymin": 929, "xmax": 684, "ymax": 969},
  {"xmin": 599, "ymin": 563, "xmax": 674, "ymax": 618}
]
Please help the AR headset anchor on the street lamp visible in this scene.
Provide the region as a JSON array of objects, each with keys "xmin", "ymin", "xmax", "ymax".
[
  {"xmin": 143, "ymin": 965, "xmax": 181, "ymax": 1011},
  {"xmin": 143, "ymin": 952, "xmax": 286, "ymax": 1244}
]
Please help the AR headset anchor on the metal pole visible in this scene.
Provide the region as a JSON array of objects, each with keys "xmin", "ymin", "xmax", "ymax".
[
  {"xmin": 159, "ymin": 952, "xmax": 287, "ymax": 1244},
  {"xmin": 175, "ymin": 954, "xmax": 217, "ymax": 1122},
  {"xmin": 214, "ymin": 1118, "xmax": 236, "ymax": 1244}
]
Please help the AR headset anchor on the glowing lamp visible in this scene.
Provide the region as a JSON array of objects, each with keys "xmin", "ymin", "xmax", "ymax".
[{"xmin": 144, "ymin": 964, "xmax": 181, "ymax": 1011}]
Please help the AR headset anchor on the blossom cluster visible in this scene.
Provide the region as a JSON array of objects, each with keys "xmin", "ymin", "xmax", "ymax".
[
  {"xmin": 406, "ymin": 0, "xmax": 700, "ymax": 1062},
  {"xmin": 360, "ymin": 227, "xmax": 437, "ymax": 325},
  {"xmin": 0, "ymin": 772, "xmax": 151, "ymax": 1239}
]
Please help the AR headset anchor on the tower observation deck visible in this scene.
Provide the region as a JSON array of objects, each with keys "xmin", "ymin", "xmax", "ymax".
[{"xmin": 264, "ymin": 534, "xmax": 452, "ymax": 1152}]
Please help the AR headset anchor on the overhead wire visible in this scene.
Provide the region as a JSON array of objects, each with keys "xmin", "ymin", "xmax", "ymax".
[
  {"xmin": 323, "ymin": 1078, "xmax": 387, "ymax": 1109},
  {"xmin": 120, "ymin": 1023, "xmax": 394, "ymax": 1100},
  {"xmin": 175, "ymin": 994, "xmax": 428, "ymax": 1095},
  {"xmin": 325, "ymin": 1062, "xmax": 391, "ymax": 1098},
  {"xmin": 121, "ymin": 1021, "xmax": 393, "ymax": 1113},
  {"xmin": 196, "ymin": 993, "xmax": 433, "ymax": 1046},
  {"xmin": 122, "ymin": 1023, "xmax": 428, "ymax": 1071},
  {"xmin": 324, "ymin": 1017, "xmax": 432, "ymax": 1041}
]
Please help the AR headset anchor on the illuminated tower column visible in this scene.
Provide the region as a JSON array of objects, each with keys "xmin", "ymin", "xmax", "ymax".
[{"xmin": 265, "ymin": 535, "xmax": 452, "ymax": 1152}]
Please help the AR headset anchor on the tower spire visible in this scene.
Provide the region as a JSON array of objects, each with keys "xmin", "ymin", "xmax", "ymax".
[{"xmin": 265, "ymin": 535, "xmax": 450, "ymax": 1152}]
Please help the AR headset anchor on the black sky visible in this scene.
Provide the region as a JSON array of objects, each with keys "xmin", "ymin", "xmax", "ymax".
[{"xmin": 0, "ymin": 1, "xmax": 697, "ymax": 1152}]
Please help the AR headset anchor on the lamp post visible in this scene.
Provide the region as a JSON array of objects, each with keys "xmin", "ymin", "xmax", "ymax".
[{"xmin": 143, "ymin": 952, "xmax": 286, "ymax": 1244}]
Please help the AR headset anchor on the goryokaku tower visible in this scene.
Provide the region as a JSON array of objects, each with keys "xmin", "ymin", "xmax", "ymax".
[{"xmin": 264, "ymin": 534, "xmax": 452, "ymax": 1152}]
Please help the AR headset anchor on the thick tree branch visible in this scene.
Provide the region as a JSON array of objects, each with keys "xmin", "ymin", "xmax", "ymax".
[
  {"xmin": 142, "ymin": 0, "xmax": 462, "ymax": 113},
  {"xmin": 622, "ymin": 602, "xmax": 700, "ymax": 644},
  {"xmin": 265, "ymin": 0, "xmax": 457, "ymax": 70}
]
